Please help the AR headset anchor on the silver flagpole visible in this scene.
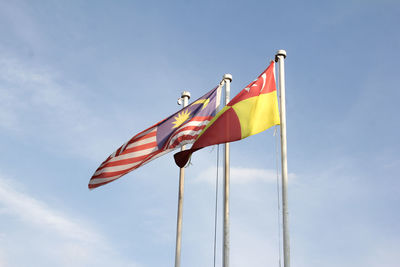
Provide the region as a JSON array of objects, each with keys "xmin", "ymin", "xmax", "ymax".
[
  {"xmin": 174, "ymin": 91, "xmax": 191, "ymax": 267},
  {"xmin": 275, "ymin": 50, "xmax": 291, "ymax": 267},
  {"xmin": 222, "ymin": 74, "xmax": 232, "ymax": 267}
]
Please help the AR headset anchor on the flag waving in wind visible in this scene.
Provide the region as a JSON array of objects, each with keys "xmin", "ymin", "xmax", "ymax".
[
  {"xmin": 89, "ymin": 86, "xmax": 222, "ymax": 189},
  {"xmin": 174, "ymin": 61, "xmax": 280, "ymax": 168}
]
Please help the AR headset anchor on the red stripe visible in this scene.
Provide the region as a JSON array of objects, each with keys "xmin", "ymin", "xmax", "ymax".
[
  {"xmin": 172, "ymin": 124, "xmax": 206, "ymax": 137},
  {"xmin": 129, "ymin": 130, "xmax": 157, "ymax": 143},
  {"xmin": 121, "ymin": 141, "xmax": 157, "ymax": 155},
  {"xmin": 92, "ymin": 166, "xmax": 139, "ymax": 179},
  {"xmin": 189, "ymin": 116, "xmax": 213, "ymax": 121},
  {"xmin": 125, "ymin": 125, "xmax": 158, "ymax": 145},
  {"xmin": 92, "ymin": 151, "xmax": 162, "ymax": 179},
  {"xmin": 119, "ymin": 131, "xmax": 157, "ymax": 153},
  {"xmin": 89, "ymin": 177, "xmax": 121, "ymax": 189},
  {"xmin": 164, "ymin": 122, "xmax": 209, "ymax": 148},
  {"xmin": 95, "ymin": 150, "xmax": 159, "ymax": 172},
  {"xmin": 170, "ymin": 135, "xmax": 198, "ymax": 148}
]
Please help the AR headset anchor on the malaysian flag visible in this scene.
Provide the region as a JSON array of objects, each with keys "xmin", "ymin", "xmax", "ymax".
[{"xmin": 89, "ymin": 86, "xmax": 222, "ymax": 189}]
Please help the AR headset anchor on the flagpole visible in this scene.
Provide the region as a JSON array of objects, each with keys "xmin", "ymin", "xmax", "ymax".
[
  {"xmin": 174, "ymin": 91, "xmax": 191, "ymax": 267},
  {"xmin": 275, "ymin": 50, "xmax": 291, "ymax": 267},
  {"xmin": 222, "ymin": 73, "xmax": 232, "ymax": 267}
]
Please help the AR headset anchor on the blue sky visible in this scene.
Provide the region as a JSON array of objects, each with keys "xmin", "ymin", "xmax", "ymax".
[{"xmin": 0, "ymin": 0, "xmax": 399, "ymax": 266}]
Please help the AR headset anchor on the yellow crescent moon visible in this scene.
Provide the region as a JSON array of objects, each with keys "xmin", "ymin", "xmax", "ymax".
[{"xmin": 193, "ymin": 98, "xmax": 210, "ymax": 110}]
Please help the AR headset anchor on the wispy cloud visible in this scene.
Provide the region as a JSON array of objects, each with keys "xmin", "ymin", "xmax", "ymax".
[
  {"xmin": 0, "ymin": 175, "xmax": 141, "ymax": 267},
  {"xmin": 195, "ymin": 166, "xmax": 296, "ymax": 185},
  {"xmin": 0, "ymin": 177, "xmax": 100, "ymax": 242},
  {"xmin": 231, "ymin": 227, "xmax": 279, "ymax": 267},
  {"xmin": 0, "ymin": 54, "xmax": 120, "ymax": 161}
]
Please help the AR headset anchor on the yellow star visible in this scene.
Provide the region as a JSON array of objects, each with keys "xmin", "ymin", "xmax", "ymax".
[{"xmin": 172, "ymin": 109, "xmax": 191, "ymax": 129}]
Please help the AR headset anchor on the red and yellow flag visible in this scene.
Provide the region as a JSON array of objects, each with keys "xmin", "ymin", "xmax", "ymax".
[{"xmin": 174, "ymin": 61, "xmax": 280, "ymax": 168}]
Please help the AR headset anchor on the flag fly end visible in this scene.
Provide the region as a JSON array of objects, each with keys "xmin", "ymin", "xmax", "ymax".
[{"xmin": 174, "ymin": 149, "xmax": 193, "ymax": 168}]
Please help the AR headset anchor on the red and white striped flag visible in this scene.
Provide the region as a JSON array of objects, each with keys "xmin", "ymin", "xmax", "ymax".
[{"xmin": 89, "ymin": 86, "xmax": 221, "ymax": 189}]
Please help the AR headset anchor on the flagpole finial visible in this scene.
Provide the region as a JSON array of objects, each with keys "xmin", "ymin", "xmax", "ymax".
[
  {"xmin": 275, "ymin": 50, "xmax": 287, "ymax": 62},
  {"xmin": 178, "ymin": 91, "xmax": 191, "ymax": 105},
  {"xmin": 223, "ymin": 74, "xmax": 232, "ymax": 82},
  {"xmin": 181, "ymin": 91, "xmax": 191, "ymax": 99}
]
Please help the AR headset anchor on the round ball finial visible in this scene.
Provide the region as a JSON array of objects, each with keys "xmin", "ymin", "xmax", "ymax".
[
  {"xmin": 276, "ymin": 49, "xmax": 287, "ymax": 57},
  {"xmin": 223, "ymin": 73, "xmax": 233, "ymax": 82},
  {"xmin": 275, "ymin": 49, "xmax": 287, "ymax": 62},
  {"xmin": 181, "ymin": 91, "xmax": 191, "ymax": 99}
]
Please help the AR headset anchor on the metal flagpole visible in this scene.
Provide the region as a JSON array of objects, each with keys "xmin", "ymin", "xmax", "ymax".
[
  {"xmin": 275, "ymin": 49, "xmax": 291, "ymax": 267},
  {"xmin": 222, "ymin": 73, "xmax": 232, "ymax": 267},
  {"xmin": 174, "ymin": 91, "xmax": 191, "ymax": 267}
]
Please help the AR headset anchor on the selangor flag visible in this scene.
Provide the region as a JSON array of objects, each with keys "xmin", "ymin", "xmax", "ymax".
[
  {"xmin": 89, "ymin": 86, "xmax": 222, "ymax": 189},
  {"xmin": 174, "ymin": 61, "xmax": 280, "ymax": 168}
]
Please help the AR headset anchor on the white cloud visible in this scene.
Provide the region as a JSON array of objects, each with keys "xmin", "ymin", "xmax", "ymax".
[
  {"xmin": 0, "ymin": 176, "xmax": 141, "ymax": 267},
  {"xmin": 0, "ymin": 177, "xmax": 99, "ymax": 242},
  {"xmin": 0, "ymin": 55, "xmax": 91, "ymax": 127},
  {"xmin": 195, "ymin": 166, "xmax": 296, "ymax": 185},
  {"xmin": 231, "ymin": 229, "xmax": 280, "ymax": 267},
  {"xmin": 0, "ymin": 54, "xmax": 120, "ymax": 161}
]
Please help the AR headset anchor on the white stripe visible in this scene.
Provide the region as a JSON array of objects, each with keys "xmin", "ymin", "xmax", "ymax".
[
  {"xmin": 126, "ymin": 135, "xmax": 157, "ymax": 150},
  {"xmin": 90, "ymin": 175, "xmax": 123, "ymax": 185},
  {"xmin": 164, "ymin": 120, "xmax": 210, "ymax": 150},
  {"xmin": 135, "ymin": 127, "xmax": 156, "ymax": 139},
  {"xmin": 106, "ymin": 146, "xmax": 158, "ymax": 164},
  {"xmin": 170, "ymin": 128, "xmax": 202, "ymax": 143},
  {"xmin": 168, "ymin": 119, "xmax": 209, "ymax": 142},
  {"xmin": 91, "ymin": 150, "xmax": 172, "ymax": 184},
  {"xmin": 168, "ymin": 120, "xmax": 210, "ymax": 143},
  {"xmin": 181, "ymin": 119, "xmax": 211, "ymax": 128},
  {"xmin": 118, "ymin": 128, "xmax": 156, "ymax": 154},
  {"xmin": 141, "ymin": 149, "xmax": 172, "ymax": 164},
  {"xmin": 115, "ymin": 141, "xmax": 129, "ymax": 157},
  {"xmin": 94, "ymin": 160, "xmax": 143, "ymax": 176},
  {"xmin": 167, "ymin": 129, "xmax": 203, "ymax": 149},
  {"xmin": 173, "ymin": 139, "xmax": 194, "ymax": 148},
  {"xmin": 103, "ymin": 132, "xmax": 157, "ymax": 167}
]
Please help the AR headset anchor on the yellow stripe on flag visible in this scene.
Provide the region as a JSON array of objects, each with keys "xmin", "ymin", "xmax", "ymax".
[{"xmin": 231, "ymin": 90, "xmax": 280, "ymax": 139}]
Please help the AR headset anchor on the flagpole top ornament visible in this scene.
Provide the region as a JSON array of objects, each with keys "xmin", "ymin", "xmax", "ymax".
[
  {"xmin": 181, "ymin": 91, "xmax": 191, "ymax": 99},
  {"xmin": 275, "ymin": 49, "xmax": 287, "ymax": 62},
  {"xmin": 178, "ymin": 91, "xmax": 191, "ymax": 105},
  {"xmin": 223, "ymin": 74, "xmax": 233, "ymax": 82}
]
